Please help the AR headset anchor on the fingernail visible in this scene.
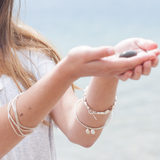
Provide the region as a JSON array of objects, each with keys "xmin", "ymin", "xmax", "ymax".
[
  {"xmin": 108, "ymin": 48, "xmax": 115, "ymax": 55},
  {"xmin": 137, "ymin": 68, "xmax": 141, "ymax": 73}
]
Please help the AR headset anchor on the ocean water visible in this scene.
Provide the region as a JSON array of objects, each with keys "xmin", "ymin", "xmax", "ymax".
[{"xmin": 19, "ymin": 0, "xmax": 160, "ymax": 159}]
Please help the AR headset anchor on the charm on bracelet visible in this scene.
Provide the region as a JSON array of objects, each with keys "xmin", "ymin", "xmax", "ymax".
[
  {"xmin": 83, "ymin": 86, "xmax": 117, "ymax": 120},
  {"xmin": 74, "ymin": 99, "xmax": 113, "ymax": 135}
]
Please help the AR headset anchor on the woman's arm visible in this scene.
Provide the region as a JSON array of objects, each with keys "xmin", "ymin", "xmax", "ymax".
[
  {"xmin": 0, "ymin": 58, "xmax": 75, "ymax": 158},
  {"xmin": 50, "ymin": 40, "xmax": 160, "ymax": 148},
  {"xmin": 0, "ymin": 40, "xmax": 159, "ymax": 157},
  {"xmin": 50, "ymin": 77, "xmax": 118, "ymax": 147}
]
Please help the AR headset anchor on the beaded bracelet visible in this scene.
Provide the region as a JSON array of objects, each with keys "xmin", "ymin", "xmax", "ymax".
[
  {"xmin": 74, "ymin": 99, "xmax": 113, "ymax": 135},
  {"xmin": 83, "ymin": 86, "xmax": 117, "ymax": 120}
]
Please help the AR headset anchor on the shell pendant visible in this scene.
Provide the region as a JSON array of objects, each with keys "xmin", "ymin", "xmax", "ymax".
[
  {"xmin": 86, "ymin": 129, "xmax": 90, "ymax": 134},
  {"xmin": 91, "ymin": 129, "xmax": 95, "ymax": 135},
  {"xmin": 86, "ymin": 129, "xmax": 95, "ymax": 135}
]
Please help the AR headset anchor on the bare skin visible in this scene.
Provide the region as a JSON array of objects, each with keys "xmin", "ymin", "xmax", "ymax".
[
  {"xmin": 0, "ymin": 38, "xmax": 159, "ymax": 158},
  {"xmin": 115, "ymin": 38, "xmax": 159, "ymax": 80}
]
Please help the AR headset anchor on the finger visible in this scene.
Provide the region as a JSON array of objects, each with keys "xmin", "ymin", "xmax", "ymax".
[
  {"xmin": 68, "ymin": 46, "xmax": 115, "ymax": 63},
  {"xmin": 86, "ymin": 51, "xmax": 155, "ymax": 77},
  {"xmin": 142, "ymin": 61, "xmax": 151, "ymax": 75},
  {"xmin": 136, "ymin": 38, "xmax": 158, "ymax": 51},
  {"xmin": 151, "ymin": 57, "xmax": 159, "ymax": 67},
  {"xmin": 130, "ymin": 65, "xmax": 142, "ymax": 80},
  {"xmin": 147, "ymin": 49, "xmax": 160, "ymax": 56},
  {"xmin": 90, "ymin": 46, "xmax": 115, "ymax": 60},
  {"xmin": 116, "ymin": 70, "xmax": 133, "ymax": 81},
  {"xmin": 81, "ymin": 46, "xmax": 115, "ymax": 62},
  {"xmin": 110, "ymin": 51, "xmax": 156, "ymax": 71}
]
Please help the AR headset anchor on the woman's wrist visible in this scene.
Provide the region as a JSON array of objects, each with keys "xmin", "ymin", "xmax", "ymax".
[
  {"xmin": 92, "ymin": 76, "xmax": 119, "ymax": 84},
  {"xmin": 84, "ymin": 76, "xmax": 118, "ymax": 111},
  {"xmin": 56, "ymin": 57, "xmax": 79, "ymax": 82}
]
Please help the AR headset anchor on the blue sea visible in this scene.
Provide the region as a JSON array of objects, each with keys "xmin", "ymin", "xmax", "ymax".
[{"xmin": 20, "ymin": 0, "xmax": 160, "ymax": 159}]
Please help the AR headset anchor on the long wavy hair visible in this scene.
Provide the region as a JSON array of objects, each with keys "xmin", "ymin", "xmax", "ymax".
[
  {"xmin": 1, "ymin": 0, "xmax": 76, "ymax": 125},
  {"xmin": 0, "ymin": 0, "xmax": 76, "ymax": 91}
]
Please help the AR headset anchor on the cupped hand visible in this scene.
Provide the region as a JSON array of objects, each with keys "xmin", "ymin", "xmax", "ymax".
[
  {"xmin": 114, "ymin": 38, "xmax": 160, "ymax": 81},
  {"xmin": 66, "ymin": 45, "xmax": 158, "ymax": 80}
]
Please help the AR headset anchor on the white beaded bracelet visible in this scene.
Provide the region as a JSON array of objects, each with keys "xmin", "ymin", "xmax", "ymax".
[
  {"xmin": 74, "ymin": 99, "xmax": 113, "ymax": 135},
  {"xmin": 8, "ymin": 93, "xmax": 42, "ymax": 137},
  {"xmin": 83, "ymin": 86, "xmax": 117, "ymax": 120}
]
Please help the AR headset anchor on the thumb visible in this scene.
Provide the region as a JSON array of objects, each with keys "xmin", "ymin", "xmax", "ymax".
[
  {"xmin": 86, "ymin": 46, "xmax": 115, "ymax": 61},
  {"xmin": 136, "ymin": 38, "xmax": 158, "ymax": 51}
]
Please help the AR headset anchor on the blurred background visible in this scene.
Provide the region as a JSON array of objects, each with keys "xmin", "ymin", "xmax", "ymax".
[{"xmin": 19, "ymin": 0, "xmax": 160, "ymax": 159}]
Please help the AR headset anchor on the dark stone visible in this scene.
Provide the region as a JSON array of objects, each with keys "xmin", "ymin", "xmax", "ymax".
[{"xmin": 119, "ymin": 50, "xmax": 137, "ymax": 58}]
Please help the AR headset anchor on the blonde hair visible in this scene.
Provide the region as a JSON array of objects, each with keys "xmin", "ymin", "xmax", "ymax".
[
  {"xmin": 1, "ymin": 0, "xmax": 77, "ymax": 126},
  {"xmin": 0, "ymin": 0, "xmax": 76, "ymax": 91}
]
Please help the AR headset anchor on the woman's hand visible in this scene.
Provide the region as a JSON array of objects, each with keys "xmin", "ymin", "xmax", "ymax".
[
  {"xmin": 65, "ymin": 44, "xmax": 159, "ymax": 80},
  {"xmin": 114, "ymin": 38, "xmax": 159, "ymax": 81}
]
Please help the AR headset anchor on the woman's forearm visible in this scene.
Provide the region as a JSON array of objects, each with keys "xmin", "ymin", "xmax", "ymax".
[
  {"xmin": 0, "ymin": 58, "xmax": 75, "ymax": 157},
  {"xmin": 78, "ymin": 77, "xmax": 118, "ymax": 127},
  {"xmin": 87, "ymin": 77, "xmax": 118, "ymax": 112},
  {"xmin": 17, "ymin": 58, "xmax": 75, "ymax": 126},
  {"xmin": 67, "ymin": 77, "xmax": 119, "ymax": 147},
  {"xmin": 50, "ymin": 44, "xmax": 158, "ymax": 147}
]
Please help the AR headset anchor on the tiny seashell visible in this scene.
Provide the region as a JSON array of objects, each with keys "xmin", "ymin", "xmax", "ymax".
[
  {"xmin": 91, "ymin": 129, "xmax": 95, "ymax": 135},
  {"xmin": 86, "ymin": 129, "xmax": 90, "ymax": 134}
]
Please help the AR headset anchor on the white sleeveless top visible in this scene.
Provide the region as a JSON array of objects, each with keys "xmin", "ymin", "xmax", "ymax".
[{"xmin": 1, "ymin": 50, "xmax": 57, "ymax": 160}]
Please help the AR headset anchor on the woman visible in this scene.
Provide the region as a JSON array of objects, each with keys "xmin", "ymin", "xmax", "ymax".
[{"xmin": 0, "ymin": 0, "xmax": 159, "ymax": 160}]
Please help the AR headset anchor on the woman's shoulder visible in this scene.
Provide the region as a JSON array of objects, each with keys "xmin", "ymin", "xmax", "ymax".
[
  {"xmin": 16, "ymin": 49, "xmax": 51, "ymax": 62},
  {"xmin": 16, "ymin": 49, "xmax": 56, "ymax": 79}
]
